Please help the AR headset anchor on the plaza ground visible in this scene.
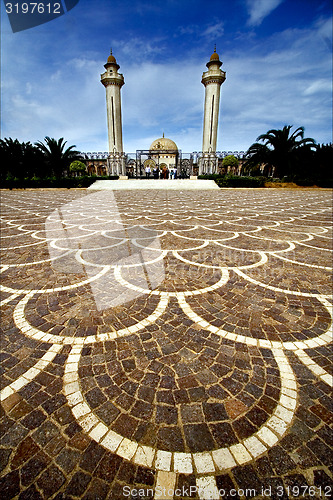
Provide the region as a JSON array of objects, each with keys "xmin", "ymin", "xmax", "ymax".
[{"xmin": 0, "ymin": 187, "xmax": 332, "ymax": 499}]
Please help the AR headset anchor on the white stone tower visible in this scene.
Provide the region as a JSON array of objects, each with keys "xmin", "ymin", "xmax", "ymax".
[
  {"xmin": 199, "ymin": 48, "xmax": 226, "ymax": 174},
  {"xmin": 101, "ymin": 50, "xmax": 126, "ymax": 175}
]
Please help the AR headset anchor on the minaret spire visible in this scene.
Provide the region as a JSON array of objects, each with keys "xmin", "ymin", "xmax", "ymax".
[
  {"xmin": 101, "ymin": 50, "xmax": 126, "ymax": 175},
  {"xmin": 199, "ymin": 48, "xmax": 226, "ymax": 175}
]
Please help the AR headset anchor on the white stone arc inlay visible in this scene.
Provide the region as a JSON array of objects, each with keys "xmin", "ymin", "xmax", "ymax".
[{"xmin": 64, "ymin": 345, "xmax": 297, "ymax": 474}]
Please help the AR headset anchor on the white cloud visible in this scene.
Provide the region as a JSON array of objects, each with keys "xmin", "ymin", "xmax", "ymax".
[
  {"xmin": 202, "ymin": 21, "xmax": 224, "ymax": 38},
  {"xmin": 1, "ymin": 40, "xmax": 108, "ymax": 150},
  {"xmin": 120, "ymin": 60, "xmax": 204, "ymax": 151},
  {"xmin": 303, "ymin": 79, "xmax": 332, "ymax": 96},
  {"xmin": 246, "ymin": 0, "xmax": 285, "ymax": 26},
  {"xmin": 178, "ymin": 20, "xmax": 224, "ymax": 40},
  {"xmin": 1, "ymin": 13, "xmax": 331, "ymax": 154},
  {"xmin": 118, "ymin": 37, "xmax": 166, "ymax": 58},
  {"xmin": 316, "ymin": 15, "xmax": 333, "ymax": 40}
]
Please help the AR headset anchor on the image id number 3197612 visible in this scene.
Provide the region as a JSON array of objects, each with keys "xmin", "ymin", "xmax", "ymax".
[
  {"xmin": 277, "ymin": 485, "xmax": 332, "ymax": 497},
  {"xmin": 5, "ymin": 3, "xmax": 61, "ymax": 14}
]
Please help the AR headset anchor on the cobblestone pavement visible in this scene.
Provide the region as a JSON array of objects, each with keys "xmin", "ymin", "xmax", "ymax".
[{"xmin": 0, "ymin": 188, "xmax": 332, "ymax": 500}]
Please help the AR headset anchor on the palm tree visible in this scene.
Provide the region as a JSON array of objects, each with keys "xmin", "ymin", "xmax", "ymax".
[
  {"xmin": 35, "ymin": 137, "xmax": 81, "ymax": 178},
  {"xmin": 244, "ymin": 125, "xmax": 316, "ymax": 178},
  {"xmin": 0, "ymin": 138, "xmax": 44, "ymax": 180},
  {"xmin": 315, "ymin": 143, "xmax": 333, "ymax": 178}
]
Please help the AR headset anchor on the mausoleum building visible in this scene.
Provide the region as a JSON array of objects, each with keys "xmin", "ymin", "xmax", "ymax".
[{"xmin": 83, "ymin": 49, "xmax": 242, "ymax": 177}]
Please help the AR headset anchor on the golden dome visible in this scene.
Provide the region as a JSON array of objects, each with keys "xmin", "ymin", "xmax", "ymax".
[
  {"xmin": 206, "ymin": 47, "xmax": 222, "ymax": 69},
  {"xmin": 107, "ymin": 54, "xmax": 117, "ymax": 64},
  {"xmin": 210, "ymin": 51, "xmax": 220, "ymax": 61},
  {"xmin": 105, "ymin": 49, "xmax": 119, "ymax": 69},
  {"xmin": 150, "ymin": 135, "xmax": 178, "ymax": 151}
]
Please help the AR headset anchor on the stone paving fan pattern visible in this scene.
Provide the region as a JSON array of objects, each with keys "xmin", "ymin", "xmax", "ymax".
[{"xmin": 0, "ymin": 188, "xmax": 332, "ymax": 499}]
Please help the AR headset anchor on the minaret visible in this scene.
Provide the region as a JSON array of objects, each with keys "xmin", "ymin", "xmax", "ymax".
[
  {"xmin": 101, "ymin": 50, "xmax": 126, "ymax": 175},
  {"xmin": 200, "ymin": 48, "xmax": 226, "ymax": 174}
]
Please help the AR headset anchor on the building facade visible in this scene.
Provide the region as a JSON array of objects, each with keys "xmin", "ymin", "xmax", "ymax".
[{"xmin": 83, "ymin": 50, "xmax": 231, "ymax": 177}]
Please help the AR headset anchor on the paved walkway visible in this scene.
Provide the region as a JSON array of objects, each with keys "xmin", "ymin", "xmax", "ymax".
[
  {"xmin": 87, "ymin": 179, "xmax": 219, "ymax": 190},
  {"xmin": 0, "ymin": 188, "xmax": 332, "ymax": 499}
]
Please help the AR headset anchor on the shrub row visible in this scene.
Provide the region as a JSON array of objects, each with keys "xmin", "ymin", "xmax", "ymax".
[
  {"xmin": 282, "ymin": 176, "xmax": 333, "ymax": 188},
  {"xmin": 198, "ymin": 174, "xmax": 266, "ymax": 187},
  {"xmin": 197, "ymin": 174, "xmax": 221, "ymax": 181},
  {"xmin": 1, "ymin": 174, "xmax": 331, "ymax": 190},
  {"xmin": 198, "ymin": 174, "xmax": 333, "ymax": 188},
  {"xmin": 0, "ymin": 175, "xmax": 119, "ymax": 189}
]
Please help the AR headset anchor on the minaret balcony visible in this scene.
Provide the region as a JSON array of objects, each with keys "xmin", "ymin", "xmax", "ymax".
[
  {"xmin": 201, "ymin": 70, "xmax": 226, "ymax": 86},
  {"xmin": 100, "ymin": 71, "xmax": 124, "ymax": 87}
]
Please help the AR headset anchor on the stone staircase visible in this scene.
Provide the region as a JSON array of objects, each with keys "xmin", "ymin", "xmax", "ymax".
[{"xmin": 87, "ymin": 179, "xmax": 219, "ymax": 190}]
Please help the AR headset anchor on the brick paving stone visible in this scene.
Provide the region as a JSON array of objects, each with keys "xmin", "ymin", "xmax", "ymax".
[
  {"xmin": 18, "ymin": 484, "xmax": 43, "ymax": 500},
  {"xmin": 233, "ymin": 416, "xmax": 257, "ymax": 440},
  {"xmin": 82, "ymin": 478, "xmax": 109, "ymax": 499},
  {"xmin": 94, "ymin": 453, "xmax": 123, "ymax": 482},
  {"xmin": 20, "ymin": 451, "xmax": 49, "ymax": 487},
  {"xmin": 117, "ymin": 461, "xmax": 137, "ymax": 483},
  {"xmin": 20, "ymin": 409, "xmax": 47, "ymax": 430},
  {"xmin": 232, "ymin": 464, "xmax": 262, "ymax": 492},
  {"xmin": 0, "ymin": 188, "xmax": 332, "ymax": 498},
  {"xmin": 135, "ymin": 465, "xmax": 155, "ymax": 486},
  {"xmin": 176, "ymin": 473, "xmax": 198, "ymax": 498},
  {"xmin": 313, "ymin": 469, "xmax": 333, "ymax": 488},
  {"xmin": 183, "ymin": 423, "xmax": 215, "ymax": 452},
  {"xmin": 55, "ymin": 448, "xmax": 81, "ymax": 473},
  {"xmin": 0, "ymin": 469, "xmax": 20, "ymax": 498},
  {"xmin": 0, "ymin": 448, "xmax": 12, "ymax": 473},
  {"xmin": 79, "ymin": 441, "xmax": 105, "ymax": 473},
  {"xmin": 36, "ymin": 464, "xmax": 66, "ymax": 497},
  {"xmin": 158, "ymin": 427, "xmax": 185, "ymax": 452},
  {"xmin": 65, "ymin": 470, "xmax": 92, "ymax": 496},
  {"xmin": 2, "ymin": 423, "xmax": 29, "ymax": 447},
  {"xmin": 44, "ymin": 434, "xmax": 67, "ymax": 458},
  {"xmin": 216, "ymin": 474, "xmax": 240, "ymax": 499},
  {"xmin": 261, "ymin": 477, "xmax": 288, "ymax": 500},
  {"xmin": 10, "ymin": 437, "xmax": 40, "ymax": 469},
  {"xmin": 307, "ymin": 437, "xmax": 333, "ymax": 464},
  {"xmin": 254, "ymin": 455, "xmax": 274, "ymax": 477},
  {"xmin": 180, "ymin": 404, "xmax": 205, "ymax": 424},
  {"xmin": 268, "ymin": 446, "xmax": 297, "ymax": 475}
]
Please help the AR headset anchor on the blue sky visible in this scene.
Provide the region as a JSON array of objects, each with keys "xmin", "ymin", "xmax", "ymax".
[{"xmin": 1, "ymin": 0, "xmax": 332, "ymax": 153}]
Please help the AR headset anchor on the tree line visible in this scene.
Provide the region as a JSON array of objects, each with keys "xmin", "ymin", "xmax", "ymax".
[
  {"xmin": 0, "ymin": 137, "xmax": 82, "ymax": 182},
  {"xmin": 242, "ymin": 125, "xmax": 332, "ymax": 183},
  {"xmin": 1, "ymin": 126, "xmax": 332, "ymax": 185}
]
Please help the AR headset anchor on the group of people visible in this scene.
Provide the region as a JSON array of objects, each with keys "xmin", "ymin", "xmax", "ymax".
[{"xmin": 145, "ymin": 166, "xmax": 177, "ymax": 179}]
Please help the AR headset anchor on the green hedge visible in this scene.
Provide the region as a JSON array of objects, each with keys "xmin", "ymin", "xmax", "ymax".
[
  {"xmin": 2, "ymin": 174, "xmax": 331, "ymax": 190},
  {"xmin": 198, "ymin": 174, "xmax": 266, "ymax": 187},
  {"xmin": 216, "ymin": 175, "xmax": 266, "ymax": 187},
  {"xmin": 197, "ymin": 174, "xmax": 221, "ymax": 181},
  {"xmin": 290, "ymin": 177, "xmax": 333, "ymax": 188},
  {"xmin": 0, "ymin": 175, "xmax": 119, "ymax": 189},
  {"xmin": 198, "ymin": 174, "xmax": 333, "ymax": 188}
]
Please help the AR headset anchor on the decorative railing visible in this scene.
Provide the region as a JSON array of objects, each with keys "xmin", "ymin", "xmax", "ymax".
[
  {"xmin": 82, "ymin": 152, "xmax": 109, "ymax": 160},
  {"xmin": 82, "ymin": 151, "xmax": 247, "ymax": 160}
]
